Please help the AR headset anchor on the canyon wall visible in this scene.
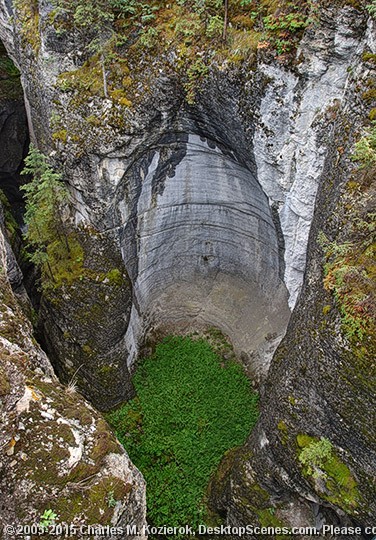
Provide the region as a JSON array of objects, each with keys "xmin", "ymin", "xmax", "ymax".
[
  {"xmin": 209, "ymin": 6, "xmax": 376, "ymax": 532},
  {"xmin": 0, "ymin": 203, "xmax": 147, "ymax": 539},
  {"xmin": 0, "ymin": 0, "xmax": 292, "ymax": 399}
]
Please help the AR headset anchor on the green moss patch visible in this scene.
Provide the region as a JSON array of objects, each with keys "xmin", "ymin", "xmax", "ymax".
[
  {"xmin": 0, "ymin": 189, "xmax": 19, "ymax": 246},
  {"xmin": 277, "ymin": 420, "xmax": 289, "ymax": 445},
  {"xmin": 38, "ymin": 229, "xmax": 126, "ymax": 294},
  {"xmin": 51, "ymin": 475, "xmax": 128, "ymax": 527},
  {"xmin": 0, "ymin": 44, "xmax": 23, "ymax": 100},
  {"xmin": 318, "ymin": 125, "xmax": 376, "ymax": 361},
  {"xmin": 297, "ymin": 434, "xmax": 359, "ymax": 513},
  {"xmin": 0, "ymin": 364, "xmax": 10, "ymax": 395},
  {"xmin": 106, "ymin": 335, "xmax": 258, "ymax": 534},
  {"xmin": 13, "ymin": 0, "xmax": 41, "ymax": 53}
]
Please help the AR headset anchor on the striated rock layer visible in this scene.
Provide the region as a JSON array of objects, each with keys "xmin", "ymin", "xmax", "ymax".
[
  {"xmin": 0, "ymin": 0, "xmax": 292, "ymax": 393},
  {"xmin": 253, "ymin": 6, "xmax": 371, "ymax": 307},
  {"xmin": 208, "ymin": 6, "xmax": 376, "ymax": 534},
  {"xmin": 117, "ymin": 129, "xmax": 289, "ymax": 377}
]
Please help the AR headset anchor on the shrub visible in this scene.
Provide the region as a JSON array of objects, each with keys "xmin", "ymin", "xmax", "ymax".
[
  {"xmin": 206, "ymin": 15, "xmax": 224, "ymax": 38},
  {"xmin": 298, "ymin": 437, "xmax": 333, "ymax": 477},
  {"xmin": 366, "ymin": 0, "xmax": 376, "ymax": 17},
  {"xmin": 318, "ymin": 126, "xmax": 376, "ymax": 349},
  {"xmin": 297, "ymin": 435, "xmax": 359, "ymax": 512},
  {"xmin": 351, "ymin": 122, "xmax": 376, "ymax": 167}
]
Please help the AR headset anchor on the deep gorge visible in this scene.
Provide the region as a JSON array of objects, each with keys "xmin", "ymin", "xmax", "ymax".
[{"xmin": 0, "ymin": 1, "xmax": 375, "ymax": 538}]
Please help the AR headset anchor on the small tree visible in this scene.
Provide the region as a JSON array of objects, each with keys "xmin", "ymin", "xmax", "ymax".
[
  {"xmin": 223, "ymin": 0, "xmax": 228, "ymax": 41},
  {"xmin": 351, "ymin": 122, "xmax": 376, "ymax": 168},
  {"xmin": 72, "ymin": 1, "xmax": 115, "ymax": 98},
  {"xmin": 21, "ymin": 144, "xmax": 70, "ymax": 281},
  {"xmin": 53, "ymin": 0, "xmax": 115, "ymax": 98}
]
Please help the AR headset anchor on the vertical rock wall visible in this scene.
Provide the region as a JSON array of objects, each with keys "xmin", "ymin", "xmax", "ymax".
[
  {"xmin": 0, "ymin": 203, "xmax": 148, "ymax": 539},
  {"xmin": 0, "ymin": 3, "xmax": 375, "ymax": 532},
  {"xmin": 252, "ymin": 7, "xmax": 370, "ymax": 307},
  {"xmin": 115, "ymin": 127, "xmax": 290, "ymax": 377},
  {"xmin": 209, "ymin": 6, "xmax": 376, "ymax": 531}
]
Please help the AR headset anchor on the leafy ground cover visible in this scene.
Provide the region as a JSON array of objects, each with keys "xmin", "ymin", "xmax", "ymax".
[{"xmin": 106, "ymin": 335, "xmax": 258, "ymax": 533}]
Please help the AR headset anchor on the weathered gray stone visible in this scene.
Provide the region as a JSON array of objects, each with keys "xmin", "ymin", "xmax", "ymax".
[
  {"xmin": 118, "ymin": 132, "xmax": 289, "ymax": 378},
  {"xmin": 0, "ymin": 0, "xmax": 375, "ymax": 534},
  {"xmin": 40, "ymin": 228, "xmax": 135, "ymax": 412},
  {"xmin": 0, "ymin": 4, "xmax": 292, "ymax": 383},
  {"xmin": 0, "ymin": 99, "xmax": 28, "ymax": 198},
  {"xmin": 253, "ymin": 6, "xmax": 369, "ymax": 307},
  {"xmin": 209, "ymin": 7, "xmax": 376, "ymax": 532},
  {"xmin": 0, "ymin": 222, "xmax": 147, "ymax": 540},
  {"xmin": 0, "ymin": 196, "xmax": 25, "ymax": 294}
]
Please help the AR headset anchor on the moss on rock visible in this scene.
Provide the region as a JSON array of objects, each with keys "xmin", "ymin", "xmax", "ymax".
[
  {"xmin": 0, "ymin": 364, "xmax": 10, "ymax": 395},
  {"xmin": 297, "ymin": 434, "xmax": 359, "ymax": 513},
  {"xmin": 39, "ymin": 226, "xmax": 134, "ymax": 411},
  {"xmin": 0, "ymin": 237, "xmax": 146, "ymax": 536}
]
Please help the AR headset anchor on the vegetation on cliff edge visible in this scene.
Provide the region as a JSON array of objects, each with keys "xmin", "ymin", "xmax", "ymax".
[
  {"xmin": 20, "ymin": 144, "xmax": 71, "ymax": 285},
  {"xmin": 50, "ymin": 0, "xmax": 316, "ymax": 111},
  {"xmin": 319, "ymin": 123, "xmax": 376, "ymax": 358}
]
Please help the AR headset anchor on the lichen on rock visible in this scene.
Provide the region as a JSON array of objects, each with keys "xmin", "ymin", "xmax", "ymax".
[
  {"xmin": 0, "ymin": 219, "xmax": 147, "ymax": 539},
  {"xmin": 39, "ymin": 226, "xmax": 135, "ymax": 411}
]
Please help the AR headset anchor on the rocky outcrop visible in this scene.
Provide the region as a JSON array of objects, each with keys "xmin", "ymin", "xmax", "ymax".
[
  {"xmin": 252, "ymin": 6, "xmax": 370, "ymax": 307},
  {"xmin": 0, "ymin": 40, "xmax": 28, "ymax": 219},
  {"xmin": 0, "ymin": 99, "xmax": 28, "ymax": 205},
  {"xmin": 0, "ymin": 207, "xmax": 147, "ymax": 539},
  {"xmin": 113, "ymin": 115, "xmax": 290, "ymax": 377},
  {"xmin": 0, "ymin": 0, "xmax": 292, "ymax": 394},
  {"xmin": 1, "ymin": 1, "xmax": 370, "ymax": 392},
  {"xmin": 40, "ymin": 227, "xmax": 135, "ymax": 411},
  {"xmin": 0, "ymin": 194, "xmax": 23, "ymax": 289},
  {"xmin": 0, "ymin": 40, "xmax": 28, "ymax": 290}
]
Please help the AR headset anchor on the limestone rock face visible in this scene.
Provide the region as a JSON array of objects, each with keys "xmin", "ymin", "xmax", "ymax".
[
  {"xmin": 0, "ymin": 0, "xmax": 292, "ymax": 389},
  {"xmin": 1, "ymin": 1, "xmax": 370, "ymax": 401},
  {"xmin": 252, "ymin": 6, "xmax": 369, "ymax": 307},
  {"xmin": 0, "ymin": 201, "xmax": 23, "ymax": 289},
  {"xmin": 209, "ymin": 8, "xmax": 376, "ymax": 531},
  {"xmin": 0, "ymin": 217, "xmax": 147, "ymax": 539},
  {"xmin": 0, "ymin": 61, "xmax": 28, "ymax": 287},
  {"xmin": 115, "ymin": 127, "xmax": 290, "ymax": 377},
  {"xmin": 0, "ymin": 0, "xmax": 375, "ymax": 533}
]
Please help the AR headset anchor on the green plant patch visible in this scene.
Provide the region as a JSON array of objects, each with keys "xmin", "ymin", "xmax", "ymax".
[
  {"xmin": 297, "ymin": 434, "xmax": 359, "ymax": 513},
  {"xmin": 13, "ymin": 0, "xmax": 41, "ymax": 53},
  {"xmin": 106, "ymin": 336, "xmax": 258, "ymax": 535},
  {"xmin": 0, "ymin": 43, "xmax": 22, "ymax": 100},
  {"xmin": 317, "ymin": 124, "xmax": 376, "ymax": 360},
  {"xmin": 50, "ymin": 0, "xmax": 320, "ymax": 117},
  {"xmin": 0, "ymin": 189, "xmax": 19, "ymax": 245}
]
